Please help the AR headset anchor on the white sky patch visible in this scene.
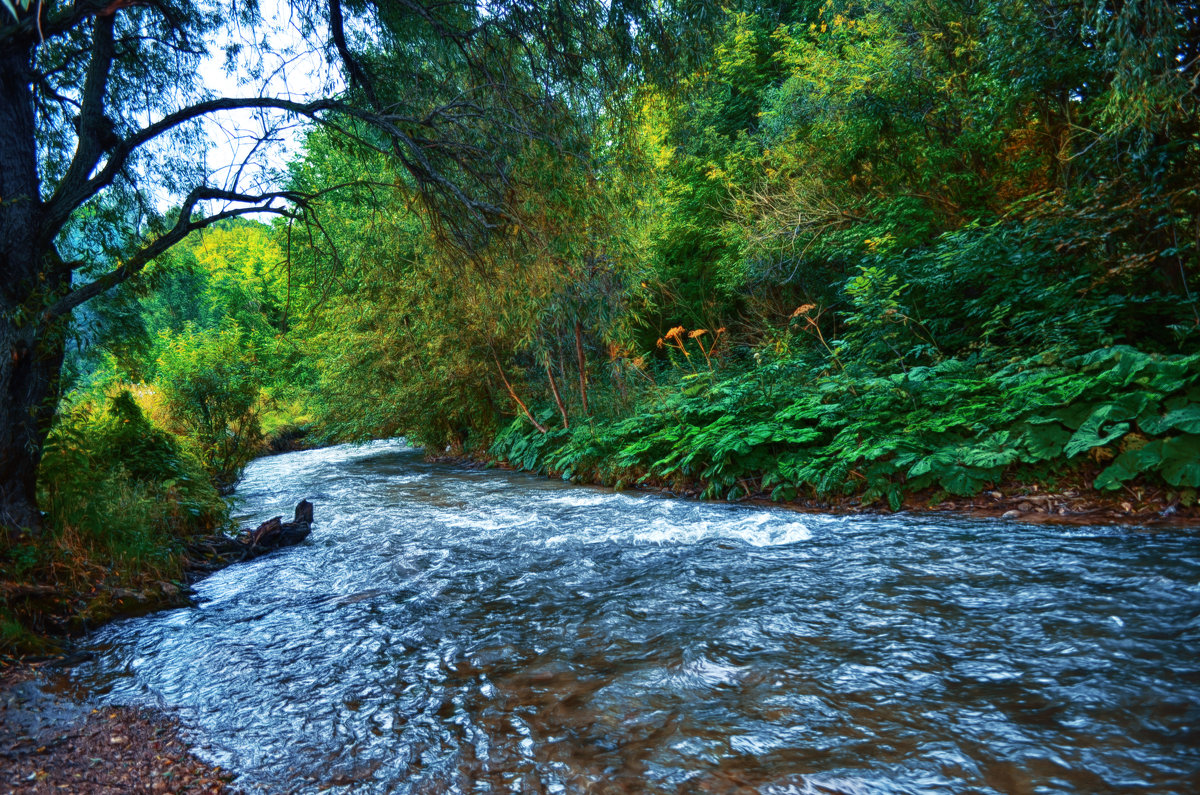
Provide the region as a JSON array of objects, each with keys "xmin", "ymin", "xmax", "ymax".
[{"xmin": 197, "ymin": 0, "xmax": 342, "ymax": 199}]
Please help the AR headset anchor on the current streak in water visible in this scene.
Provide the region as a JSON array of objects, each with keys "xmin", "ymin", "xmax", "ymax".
[{"xmin": 76, "ymin": 441, "xmax": 1200, "ymax": 794}]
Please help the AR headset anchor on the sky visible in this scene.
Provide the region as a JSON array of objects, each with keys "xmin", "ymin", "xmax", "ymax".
[{"xmin": 196, "ymin": 0, "xmax": 340, "ymax": 199}]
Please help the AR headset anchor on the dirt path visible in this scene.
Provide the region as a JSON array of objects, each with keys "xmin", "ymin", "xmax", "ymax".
[{"xmin": 0, "ymin": 664, "xmax": 235, "ymax": 794}]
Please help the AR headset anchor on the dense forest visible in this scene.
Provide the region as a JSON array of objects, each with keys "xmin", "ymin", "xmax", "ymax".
[{"xmin": 1, "ymin": 0, "xmax": 1198, "ymax": 649}]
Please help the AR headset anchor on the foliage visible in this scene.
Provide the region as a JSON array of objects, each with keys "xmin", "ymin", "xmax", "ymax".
[
  {"xmin": 153, "ymin": 323, "xmax": 267, "ymax": 489},
  {"xmin": 1, "ymin": 390, "xmax": 228, "ymax": 651},
  {"xmin": 7, "ymin": 218, "xmax": 288, "ymax": 648},
  {"xmin": 38, "ymin": 391, "xmax": 228, "ymax": 551},
  {"xmin": 62, "ymin": 219, "xmax": 303, "ymax": 488},
  {"xmin": 17, "ymin": 0, "xmax": 1200, "ymax": 634},
  {"xmin": 0, "ymin": 0, "xmax": 31, "ymax": 22},
  {"xmin": 493, "ymin": 347, "xmax": 1200, "ymax": 508},
  {"xmin": 272, "ymin": 0, "xmax": 1197, "ymax": 517},
  {"xmin": 282, "ymin": 122, "xmax": 655, "ymax": 451}
]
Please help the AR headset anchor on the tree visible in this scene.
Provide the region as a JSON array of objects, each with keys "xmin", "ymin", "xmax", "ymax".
[{"xmin": 0, "ymin": 0, "xmax": 697, "ymax": 531}]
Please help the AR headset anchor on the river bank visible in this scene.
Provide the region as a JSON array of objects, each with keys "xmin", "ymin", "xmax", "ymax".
[
  {"xmin": 1, "ymin": 491, "xmax": 315, "ymax": 660},
  {"xmin": 0, "ymin": 503, "xmax": 316, "ymax": 790},
  {"xmin": 1, "ymin": 663, "xmax": 234, "ymax": 794},
  {"xmin": 446, "ymin": 453, "xmax": 1200, "ymax": 528}
]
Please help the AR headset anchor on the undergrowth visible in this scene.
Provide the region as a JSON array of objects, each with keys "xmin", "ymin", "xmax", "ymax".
[
  {"xmin": 491, "ymin": 346, "xmax": 1200, "ymax": 511},
  {"xmin": 1, "ymin": 391, "xmax": 228, "ymax": 655}
]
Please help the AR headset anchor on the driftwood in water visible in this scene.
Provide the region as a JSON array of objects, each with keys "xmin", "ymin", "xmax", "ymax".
[
  {"xmin": 187, "ymin": 500, "xmax": 315, "ymax": 571},
  {"xmin": 243, "ymin": 499, "xmax": 314, "ymax": 553}
]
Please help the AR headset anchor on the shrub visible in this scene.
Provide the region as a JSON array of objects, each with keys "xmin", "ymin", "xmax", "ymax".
[
  {"xmin": 1, "ymin": 391, "xmax": 229, "ymax": 651},
  {"xmin": 492, "ymin": 346, "xmax": 1200, "ymax": 508},
  {"xmin": 154, "ymin": 323, "xmax": 266, "ymax": 488}
]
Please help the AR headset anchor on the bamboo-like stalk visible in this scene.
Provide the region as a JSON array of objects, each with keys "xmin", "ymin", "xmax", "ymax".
[
  {"xmin": 493, "ymin": 352, "xmax": 547, "ymax": 433},
  {"xmin": 547, "ymin": 361, "xmax": 569, "ymax": 429},
  {"xmin": 575, "ymin": 321, "xmax": 590, "ymax": 415}
]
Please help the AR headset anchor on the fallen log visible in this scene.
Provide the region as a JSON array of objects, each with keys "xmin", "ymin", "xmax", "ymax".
[
  {"xmin": 243, "ymin": 499, "xmax": 314, "ymax": 554},
  {"xmin": 187, "ymin": 499, "xmax": 315, "ymax": 568}
]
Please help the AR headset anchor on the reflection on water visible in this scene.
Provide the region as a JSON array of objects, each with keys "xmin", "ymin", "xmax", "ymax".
[{"xmin": 77, "ymin": 440, "xmax": 1200, "ymax": 793}]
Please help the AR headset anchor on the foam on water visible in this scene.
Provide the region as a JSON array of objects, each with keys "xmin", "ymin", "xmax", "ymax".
[
  {"xmin": 541, "ymin": 514, "xmax": 812, "ymax": 548},
  {"xmin": 72, "ymin": 442, "xmax": 1200, "ymax": 795}
]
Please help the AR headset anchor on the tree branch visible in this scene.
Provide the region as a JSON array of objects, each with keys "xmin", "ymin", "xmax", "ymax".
[
  {"xmin": 328, "ymin": 0, "xmax": 380, "ymax": 110},
  {"xmin": 493, "ymin": 351, "xmax": 547, "ymax": 433},
  {"xmin": 40, "ymin": 92, "xmax": 509, "ymax": 249},
  {"xmin": 40, "ymin": 96, "xmax": 343, "ymax": 245},
  {"xmin": 52, "ymin": 11, "xmax": 116, "ymax": 217},
  {"xmin": 42, "ymin": 187, "xmax": 306, "ymax": 321},
  {"xmin": 1, "ymin": 0, "xmax": 144, "ymax": 46}
]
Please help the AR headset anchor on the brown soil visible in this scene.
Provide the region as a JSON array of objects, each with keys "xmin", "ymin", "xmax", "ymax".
[
  {"xmin": 0, "ymin": 664, "xmax": 236, "ymax": 794},
  {"xmin": 759, "ymin": 486, "xmax": 1200, "ymax": 528}
]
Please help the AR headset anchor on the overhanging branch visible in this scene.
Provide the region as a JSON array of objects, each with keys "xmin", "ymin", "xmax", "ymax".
[
  {"xmin": 40, "ymin": 96, "xmax": 345, "ymax": 245},
  {"xmin": 42, "ymin": 187, "xmax": 306, "ymax": 322},
  {"xmin": 40, "ymin": 92, "xmax": 509, "ymax": 250}
]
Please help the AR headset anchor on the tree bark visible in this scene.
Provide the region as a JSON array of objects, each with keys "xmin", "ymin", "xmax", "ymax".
[
  {"xmin": 0, "ymin": 40, "xmax": 64, "ymax": 534},
  {"xmin": 547, "ymin": 362, "xmax": 569, "ymax": 429}
]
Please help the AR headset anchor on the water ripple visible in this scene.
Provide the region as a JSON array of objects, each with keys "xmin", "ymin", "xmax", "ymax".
[{"xmin": 75, "ymin": 441, "xmax": 1200, "ymax": 793}]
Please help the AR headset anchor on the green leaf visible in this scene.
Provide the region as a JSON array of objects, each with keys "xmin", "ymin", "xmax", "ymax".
[
  {"xmin": 1095, "ymin": 454, "xmax": 1140, "ymax": 490},
  {"xmin": 1064, "ymin": 400, "xmax": 1143, "ymax": 457},
  {"xmin": 1139, "ymin": 401, "xmax": 1200, "ymax": 435},
  {"xmin": 1, "ymin": 0, "xmax": 31, "ymax": 22},
  {"xmin": 939, "ymin": 464, "xmax": 990, "ymax": 496},
  {"xmin": 1017, "ymin": 423, "xmax": 1071, "ymax": 461},
  {"xmin": 1160, "ymin": 435, "xmax": 1200, "ymax": 487}
]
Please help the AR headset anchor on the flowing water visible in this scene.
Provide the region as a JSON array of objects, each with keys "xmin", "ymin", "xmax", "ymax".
[{"xmin": 76, "ymin": 441, "xmax": 1200, "ymax": 794}]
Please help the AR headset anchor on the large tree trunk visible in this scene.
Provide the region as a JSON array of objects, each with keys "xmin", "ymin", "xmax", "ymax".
[
  {"xmin": 0, "ymin": 315, "xmax": 65, "ymax": 535},
  {"xmin": 0, "ymin": 41, "xmax": 61, "ymax": 535}
]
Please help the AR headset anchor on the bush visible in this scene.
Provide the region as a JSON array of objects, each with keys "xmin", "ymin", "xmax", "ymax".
[
  {"xmin": 38, "ymin": 390, "xmax": 228, "ymax": 566},
  {"xmin": 0, "ymin": 390, "xmax": 229, "ymax": 651},
  {"xmin": 155, "ymin": 323, "xmax": 266, "ymax": 488},
  {"xmin": 491, "ymin": 347, "xmax": 1200, "ymax": 509}
]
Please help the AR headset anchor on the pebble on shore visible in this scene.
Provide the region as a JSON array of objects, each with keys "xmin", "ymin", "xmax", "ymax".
[{"xmin": 1, "ymin": 666, "xmax": 235, "ymax": 794}]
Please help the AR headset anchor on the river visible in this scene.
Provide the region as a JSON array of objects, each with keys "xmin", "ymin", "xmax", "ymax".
[{"xmin": 75, "ymin": 440, "xmax": 1200, "ymax": 793}]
